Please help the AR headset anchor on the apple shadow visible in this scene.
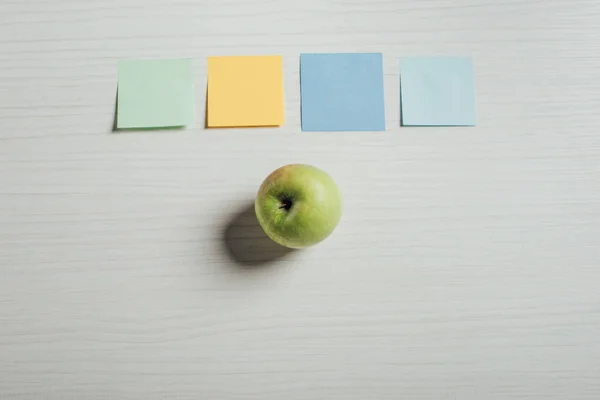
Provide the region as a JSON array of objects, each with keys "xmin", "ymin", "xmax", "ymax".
[{"xmin": 222, "ymin": 203, "xmax": 295, "ymax": 267}]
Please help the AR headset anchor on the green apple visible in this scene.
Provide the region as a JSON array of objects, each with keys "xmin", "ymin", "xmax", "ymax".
[{"xmin": 255, "ymin": 164, "xmax": 342, "ymax": 249}]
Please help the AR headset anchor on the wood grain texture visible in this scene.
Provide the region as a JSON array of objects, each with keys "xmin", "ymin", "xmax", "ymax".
[{"xmin": 1, "ymin": 0, "xmax": 600, "ymax": 398}]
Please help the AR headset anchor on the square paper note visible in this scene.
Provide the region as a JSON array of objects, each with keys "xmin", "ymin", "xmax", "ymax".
[
  {"xmin": 117, "ymin": 59, "xmax": 194, "ymax": 129},
  {"xmin": 207, "ymin": 55, "xmax": 284, "ymax": 127},
  {"xmin": 400, "ymin": 57, "xmax": 476, "ymax": 126},
  {"xmin": 300, "ymin": 53, "xmax": 385, "ymax": 132}
]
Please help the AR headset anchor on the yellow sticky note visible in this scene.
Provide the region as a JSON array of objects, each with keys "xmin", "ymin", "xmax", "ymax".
[{"xmin": 207, "ymin": 55, "xmax": 284, "ymax": 128}]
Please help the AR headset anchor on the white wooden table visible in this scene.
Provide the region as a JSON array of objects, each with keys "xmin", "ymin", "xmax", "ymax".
[{"xmin": 1, "ymin": 0, "xmax": 599, "ymax": 398}]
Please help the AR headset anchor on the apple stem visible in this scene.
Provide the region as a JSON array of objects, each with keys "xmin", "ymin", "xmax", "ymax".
[{"xmin": 279, "ymin": 198, "xmax": 293, "ymax": 211}]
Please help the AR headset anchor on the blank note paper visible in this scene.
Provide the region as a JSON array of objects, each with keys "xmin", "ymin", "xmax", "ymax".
[
  {"xmin": 300, "ymin": 53, "xmax": 385, "ymax": 132},
  {"xmin": 207, "ymin": 56, "xmax": 284, "ymax": 128},
  {"xmin": 117, "ymin": 59, "xmax": 194, "ymax": 129},
  {"xmin": 400, "ymin": 57, "xmax": 476, "ymax": 126}
]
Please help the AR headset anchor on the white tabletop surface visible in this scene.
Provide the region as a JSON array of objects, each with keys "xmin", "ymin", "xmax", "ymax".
[{"xmin": 1, "ymin": 0, "xmax": 599, "ymax": 398}]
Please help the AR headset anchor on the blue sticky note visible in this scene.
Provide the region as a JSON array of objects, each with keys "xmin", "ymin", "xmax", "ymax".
[
  {"xmin": 400, "ymin": 57, "xmax": 476, "ymax": 126},
  {"xmin": 300, "ymin": 53, "xmax": 386, "ymax": 132}
]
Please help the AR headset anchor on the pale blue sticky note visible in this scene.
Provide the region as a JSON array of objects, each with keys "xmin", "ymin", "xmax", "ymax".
[
  {"xmin": 117, "ymin": 59, "xmax": 194, "ymax": 129},
  {"xmin": 400, "ymin": 57, "xmax": 476, "ymax": 126},
  {"xmin": 300, "ymin": 53, "xmax": 386, "ymax": 132}
]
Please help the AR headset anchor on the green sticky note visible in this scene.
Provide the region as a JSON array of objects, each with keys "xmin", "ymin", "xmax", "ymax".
[{"xmin": 117, "ymin": 59, "xmax": 194, "ymax": 129}]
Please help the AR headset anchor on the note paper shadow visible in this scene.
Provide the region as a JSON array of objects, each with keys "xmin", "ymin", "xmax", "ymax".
[{"xmin": 112, "ymin": 89, "xmax": 184, "ymax": 132}]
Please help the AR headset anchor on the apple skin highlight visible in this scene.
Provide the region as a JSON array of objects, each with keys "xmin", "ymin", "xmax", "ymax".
[{"xmin": 255, "ymin": 164, "xmax": 342, "ymax": 249}]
